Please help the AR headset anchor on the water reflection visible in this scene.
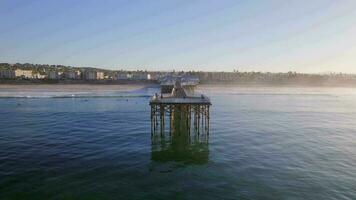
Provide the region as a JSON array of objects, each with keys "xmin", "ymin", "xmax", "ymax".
[{"xmin": 151, "ymin": 128, "xmax": 209, "ymax": 165}]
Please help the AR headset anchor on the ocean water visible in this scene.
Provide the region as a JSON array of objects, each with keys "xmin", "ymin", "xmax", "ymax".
[{"xmin": 0, "ymin": 85, "xmax": 355, "ymax": 199}]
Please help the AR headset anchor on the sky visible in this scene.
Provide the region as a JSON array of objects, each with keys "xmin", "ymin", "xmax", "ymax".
[{"xmin": 1, "ymin": 0, "xmax": 356, "ymax": 73}]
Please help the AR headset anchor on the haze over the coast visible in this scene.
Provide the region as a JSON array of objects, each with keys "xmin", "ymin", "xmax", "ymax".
[{"xmin": 1, "ymin": 0, "xmax": 356, "ymax": 73}]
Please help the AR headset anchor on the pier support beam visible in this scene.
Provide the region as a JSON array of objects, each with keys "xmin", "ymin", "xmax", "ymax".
[{"xmin": 150, "ymin": 103, "xmax": 210, "ymax": 138}]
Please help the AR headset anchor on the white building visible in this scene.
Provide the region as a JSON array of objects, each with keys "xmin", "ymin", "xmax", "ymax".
[
  {"xmin": 84, "ymin": 71, "xmax": 104, "ymax": 80},
  {"xmin": 127, "ymin": 73, "xmax": 133, "ymax": 79},
  {"xmin": 96, "ymin": 71, "xmax": 104, "ymax": 80},
  {"xmin": 0, "ymin": 69, "xmax": 34, "ymax": 79},
  {"xmin": 15, "ymin": 69, "xmax": 33, "ymax": 78},
  {"xmin": 76, "ymin": 71, "xmax": 82, "ymax": 79},
  {"xmin": 33, "ymin": 73, "xmax": 46, "ymax": 79}
]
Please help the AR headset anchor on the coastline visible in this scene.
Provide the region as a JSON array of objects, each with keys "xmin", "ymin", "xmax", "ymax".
[
  {"xmin": 0, "ymin": 79, "xmax": 158, "ymax": 85},
  {"xmin": 0, "ymin": 79, "xmax": 355, "ymax": 88},
  {"xmin": 199, "ymin": 82, "xmax": 356, "ymax": 88}
]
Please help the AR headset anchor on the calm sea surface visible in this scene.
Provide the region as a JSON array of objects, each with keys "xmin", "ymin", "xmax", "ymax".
[{"xmin": 0, "ymin": 85, "xmax": 355, "ymax": 199}]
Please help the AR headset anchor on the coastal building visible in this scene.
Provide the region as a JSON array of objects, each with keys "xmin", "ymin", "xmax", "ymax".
[
  {"xmin": 116, "ymin": 73, "xmax": 128, "ymax": 80},
  {"xmin": 64, "ymin": 71, "xmax": 81, "ymax": 79},
  {"xmin": 15, "ymin": 69, "xmax": 33, "ymax": 78},
  {"xmin": 97, "ymin": 71, "xmax": 104, "ymax": 80},
  {"xmin": 132, "ymin": 72, "xmax": 148, "ymax": 80},
  {"xmin": 0, "ymin": 69, "xmax": 34, "ymax": 79},
  {"xmin": 76, "ymin": 71, "xmax": 82, "ymax": 79},
  {"xmin": 115, "ymin": 72, "xmax": 155, "ymax": 80},
  {"xmin": 127, "ymin": 73, "xmax": 133, "ymax": 79},
  {"xmin": 84, "ymin": 71, "xmax": 96, "ymax": 80},
  {"xmin": 64, "ymin": 71, "xmax": 76, "ymax": 79},
  {"xmin": 84, "ymin": 71, "xmax": 104, "ymax": 80},
  {"xmin": 146, "ymin": 72, "xmax": 159, "ymax": 80},
  {"xmin": 33, "ymin": 73, "xmax": 46, "ymax": 79},
  {"xmin": 48, "ymin": 71, "xmax": 59, "ymax": 79},
  {"xmin": 0, "ymin": 70, "xmax": 16, "ymax": 79}
]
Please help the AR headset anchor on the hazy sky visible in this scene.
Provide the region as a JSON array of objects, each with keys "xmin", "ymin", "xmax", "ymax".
[{"xmin": 1, "ymin": 0, "xmax": 356, "ymax": 73}]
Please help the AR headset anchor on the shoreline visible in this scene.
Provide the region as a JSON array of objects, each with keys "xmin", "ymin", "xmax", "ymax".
[
  {"xmin": 0, "ymin": 79, "xmax": 158, "ymax": 85},
  {"xmin": 199, "ymin": 82, "xmax": 356, "ymax": 88}
]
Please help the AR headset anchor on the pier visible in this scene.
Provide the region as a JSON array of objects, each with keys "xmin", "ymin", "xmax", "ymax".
[{"xmin": 150, "ymin": 79, "xmax": 211, "ymax": 135}]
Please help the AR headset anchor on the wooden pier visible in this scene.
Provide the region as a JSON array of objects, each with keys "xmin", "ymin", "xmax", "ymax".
[{"xmin": 150, "ymin": 80, "xmax": 211, "ymax": 135}]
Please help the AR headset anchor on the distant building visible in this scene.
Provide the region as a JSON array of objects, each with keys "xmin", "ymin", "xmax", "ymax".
[
  {"xmin": 115, "ymin": 72, "xmax": 154, "ymax": 80},
  {"xmin": 127, "ymin": 73, "xmax": 133, "ymax": 79},
  {"xmin": 147, "ymin": 73, "xmax": 159, "ymax": 81},
  {"xmin": 48, "ymin": 71, "xmax": 59, "ymax": 79},
  {"xmin": 15, "ymin": 69, "xmax": 33, "ymax": 78},
  {"xmin": 33, "ymin": 73, "xmax": 46, "ymax": 79},
  {"xmin": 84, "ymin": 71, "xmax": 95, "ymax": 80},
  {"xmin": 64, "ymin": 71, "xmax": 75, "ymax": 79},
  {"xmin": 76, "ymin": 71, "xmax": 82, "ymax": 79},
  {"xmin": 96, "ymin": 71, "xmax": 104, "ymax": 80},
  {"xmin": 0, "ymin": 70, "xmax": 15, "ymax": 79},
  {"xmin": 84, "ymin": 71, "xmax": 93, "ymax": 80},
  {"xmin": 0, "ymin": 69, "xmax": 34, "ymax": 79},
  {"xmin": 84, "ymin": 71, "xmax": 104, "ymax": 80},
  {"xmin": 133, "ymin": 72, "xmax": 148, "ymax": 80},
  {"xmin": 116, "ymin": 73, "xmax": 128, "ymax": 80},
  {"xmin": 64, "ymin": 71, "xmax": 81, "ymax": 79}
]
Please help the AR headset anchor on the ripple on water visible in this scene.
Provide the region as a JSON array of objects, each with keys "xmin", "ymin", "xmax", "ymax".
[{"xmin": 0, "ymin": 86, "xmax": 356, "ymax": 199}]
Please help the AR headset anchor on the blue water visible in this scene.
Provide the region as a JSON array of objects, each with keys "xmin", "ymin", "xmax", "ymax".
[{"xmin": 0, "ymin": 85, "xmax": 355, "ymax": 199}]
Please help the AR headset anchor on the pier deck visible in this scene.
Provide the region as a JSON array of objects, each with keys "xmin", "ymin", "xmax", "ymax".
[{"xmin": 149, "ymin": 94, "xmax": 211, "ymax": 105}]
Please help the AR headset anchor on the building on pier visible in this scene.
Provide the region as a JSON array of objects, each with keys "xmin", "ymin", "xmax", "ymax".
[
  {"xmin": 160, "ymin": 75, "xmax": 199, "ymax": 94},
  {"xmin": 149, "ymin": 80, "xmax": 211, "ymax": 136}
]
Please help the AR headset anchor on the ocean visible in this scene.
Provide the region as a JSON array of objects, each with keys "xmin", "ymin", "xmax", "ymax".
[{"xmin": 0, "ymin": 85, "xmax": 355, "ymax": 199}]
